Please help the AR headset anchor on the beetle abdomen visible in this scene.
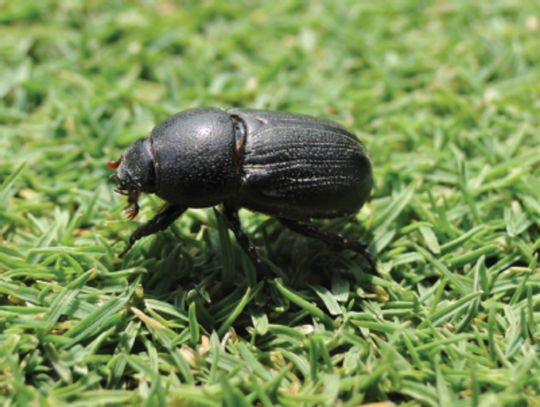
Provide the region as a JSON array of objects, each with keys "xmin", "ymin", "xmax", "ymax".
[{"xmin": 231, "ymin": 110, "xmax": 372, "ymax": 220}]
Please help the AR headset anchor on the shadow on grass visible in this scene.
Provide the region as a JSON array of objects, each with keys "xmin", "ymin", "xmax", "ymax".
[{"xmin": 119, "ymin": 215, "xmax": 378, "ymax": 336}]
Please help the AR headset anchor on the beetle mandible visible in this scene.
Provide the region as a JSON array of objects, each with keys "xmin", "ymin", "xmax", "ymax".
[{"xmin": 108, "ymin": 108, "xmax": 375, "ymax": 271}]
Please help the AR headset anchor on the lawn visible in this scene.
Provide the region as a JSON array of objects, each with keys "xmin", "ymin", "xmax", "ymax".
[{"xmin": 1, "ymin": 0, "xmax": 539, "ymax": 405}]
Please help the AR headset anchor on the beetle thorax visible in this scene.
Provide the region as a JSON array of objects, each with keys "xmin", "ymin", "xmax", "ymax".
[{"xmin": 149, "ymin": 109, "xmax": 239, "ymax": 207}]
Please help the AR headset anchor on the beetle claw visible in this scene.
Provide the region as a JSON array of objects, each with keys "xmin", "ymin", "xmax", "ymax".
[
  {"xmin": 115, "ymin": 189, "xmax": 141, "ymax": 219},
  {"xmin": 124, "ymin": 205, "xmax": 139, "ymax": 220}
]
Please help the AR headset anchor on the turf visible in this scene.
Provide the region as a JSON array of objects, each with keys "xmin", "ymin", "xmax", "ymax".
[{"xmin": 1, "ymin": 0, "xmax": 539, "ymax": 405}]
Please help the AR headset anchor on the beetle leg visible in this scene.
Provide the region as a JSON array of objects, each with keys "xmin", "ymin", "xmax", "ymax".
[
  {"xmin": 277, "ymin": 218, "xmax": 377, "ymax": 272},
  {"xmin": 223, "ymin": 206, "xmax": 267, "ymax": 273},
  {"xmin": 120, "ymin": 203, "xmax": 186, "ymax": 257}
]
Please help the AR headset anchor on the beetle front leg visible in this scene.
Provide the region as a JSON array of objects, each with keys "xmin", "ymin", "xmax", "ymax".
[
  {"xmin": 223, "ymin": 205, "xmax": 267, "ymax": 273},
  {"xmin": 278, "ymin": 218, "xmax": 377, "ymax": 272},
  {"xmin": 120, "ymin": 203, "xmax": 186, "ymax": 257}
]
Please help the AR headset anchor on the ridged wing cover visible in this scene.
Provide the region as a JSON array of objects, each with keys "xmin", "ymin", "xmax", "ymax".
[{"xmin": 230, "ymin": 109, "xmax": 372, "ymax": 220}]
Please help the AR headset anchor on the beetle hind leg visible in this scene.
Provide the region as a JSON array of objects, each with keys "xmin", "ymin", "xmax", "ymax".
[
  {"xmin": 223, "ymin": 206, "xmax": 267, "ymax": 274},
  {"xmin": 278, "ymin": 218, "xmax": 377, "ymax": 272}
]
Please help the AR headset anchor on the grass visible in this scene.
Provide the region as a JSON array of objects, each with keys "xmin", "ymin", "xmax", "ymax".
[{"xmin": 1, "ymin": 0, "xmax": 539, "ymax": 405}]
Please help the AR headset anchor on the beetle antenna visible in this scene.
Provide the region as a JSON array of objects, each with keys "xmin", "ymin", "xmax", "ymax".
[
  {"xmin": 114, "ymin": 188, "xmax": 128, "ymax": 196},
  {"xmin": 107, "ymin": 159, "xmax": 122, "ymax": 169}
]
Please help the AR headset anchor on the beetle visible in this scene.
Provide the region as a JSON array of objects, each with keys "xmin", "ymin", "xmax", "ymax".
[{"xmin": 108, "ymin": 108, "xmax": 375, "ymax": 271}]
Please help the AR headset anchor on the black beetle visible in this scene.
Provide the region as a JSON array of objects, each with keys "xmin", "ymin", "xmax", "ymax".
[{"xmin": 109, "ymin": 108, "xmax": 374, "ymax": 271}]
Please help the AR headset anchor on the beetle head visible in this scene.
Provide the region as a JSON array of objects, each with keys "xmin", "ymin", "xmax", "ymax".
[{"xmin": 110, "ymin": 138, "xmax": 157, "ymax": 219}]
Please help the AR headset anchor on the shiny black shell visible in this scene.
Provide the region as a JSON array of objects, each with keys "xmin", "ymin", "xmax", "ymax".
[
  {"xmin": 151, "ymin": 108, "xmax": 237, "ymax": 207},
  {"xmin": 148, "ymin": 108, "xmax": 372, "ymax": 221}
]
